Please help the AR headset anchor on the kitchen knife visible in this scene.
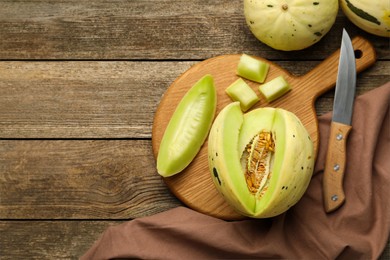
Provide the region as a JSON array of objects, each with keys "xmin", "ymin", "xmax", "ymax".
[{"xmin": 323, "ymin": 29, "xmax": 357, "ymax": 213}]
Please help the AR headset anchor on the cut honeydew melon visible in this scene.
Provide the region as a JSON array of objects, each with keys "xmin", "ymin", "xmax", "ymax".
[
  {"xmin": 259, "ymin": 75, "xmax": 291, "ymax": 102},
  {"xmin": 157, "ymin": 74, "xmax": 217, "ymax": 177},
  {"xmin": 225, "ymin": 78, "xmax": 260, "ymax": 112},
  {"xmin": 236, "ymin": 54, "xmax": 270, "ymax": 83},
  {"xmin": 208, "ymin": 105, "xmax": 314, "ymax": 218},
  {"xmin": 208, "ymin": 102, "xmax": 256, "ymax": 215}
]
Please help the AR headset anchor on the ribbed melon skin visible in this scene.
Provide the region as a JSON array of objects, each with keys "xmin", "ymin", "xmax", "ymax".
[{"xmin": 244, "ymin": 0, "xmax": 339, "ymax": 50}]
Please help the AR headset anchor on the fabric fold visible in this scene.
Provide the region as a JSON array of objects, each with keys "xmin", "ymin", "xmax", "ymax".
[{"xmin": 82, "ymin": 82, "xmax": 390, "ymax": 260}]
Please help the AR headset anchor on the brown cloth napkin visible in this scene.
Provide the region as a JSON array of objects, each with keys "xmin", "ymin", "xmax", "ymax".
[{"xmin": 82, "ymin": 82, "xmax": 390, "ymax": 260}]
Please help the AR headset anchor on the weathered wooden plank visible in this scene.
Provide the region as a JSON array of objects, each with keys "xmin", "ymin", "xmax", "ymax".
[
  {"xmin": 0, "ymin": 61, "xmax": 193, "ymax": 138},
  {"xmin": 0, "ymin": 220, "xmax": 389, "ymax": 259},
  {"xmin": 0, "ymin": 220, "xmax": 123, "ymax": 259},
  {"xmin": 0, "ymin": 0, "xmax": 388, "ymax": 60},
  {"xmin": 0, "ymin": 60, "xmax": 388, "ymax": 138},
  {"xmin": 0, "ymin": 140, "xmax": 182, "ymax": 219}
]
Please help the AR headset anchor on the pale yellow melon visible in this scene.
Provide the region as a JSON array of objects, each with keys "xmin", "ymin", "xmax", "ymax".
[
  {"xmin": 340, "ymin": 0, "xmax": 390, "ymax": 37},
  {"xmin": 244, "ymin": 0, "xmax": 338, "ymax": 51}
]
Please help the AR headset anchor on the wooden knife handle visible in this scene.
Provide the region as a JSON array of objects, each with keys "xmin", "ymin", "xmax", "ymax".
[
  {"xmin": 323, "ymin": 121, "xmax": 352, "ymax": 213},
  {"xmin": 299, "ymin": 36, "xmax": 376, "ymax": 99}
]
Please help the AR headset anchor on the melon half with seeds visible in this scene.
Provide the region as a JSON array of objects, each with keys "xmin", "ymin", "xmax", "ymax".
[
  {"xmin": 244, "ymin": 0, "xmax": 338, "ymax": 51},
  {"xmin": 208, "ymin": 103, "xmax": 315, "ymax": 218}
]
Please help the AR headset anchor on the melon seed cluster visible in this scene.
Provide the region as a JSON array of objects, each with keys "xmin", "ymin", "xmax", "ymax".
[{"xmin": 244, "ymin": 130, "xmax": 275, "ymax": 196}]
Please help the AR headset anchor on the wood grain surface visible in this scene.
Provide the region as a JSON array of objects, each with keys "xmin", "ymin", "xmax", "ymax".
[
  {"xmin": 0, "ymin": 0, "xmax": 389, "ymax": 258},
  {"xmin": 0, "ymin": 140, "xmax": 182, "ymax": 219},
  {"xmin": 0, "ymin": 1, "xmax": 389, "ymax": 60},
  {"xmin": 152, "ymin": 37, "xmax": 376, "ymax": 220},
  {"xmin": 0, "ymin": 220, "xmax": 124, "ymax": 259},
  {"xmin": 322, "ymin": 122, "xmax": 352, "ymax": 213}
]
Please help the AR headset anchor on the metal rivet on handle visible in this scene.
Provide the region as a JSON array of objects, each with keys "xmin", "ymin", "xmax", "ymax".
[
  {"xmin": 336, "ymin": 133, "xmax": 343, "ymax": 140},
  {"xmin": 333, "ymin": 164, "xmax": 340, "ymax": 171},
  {"xmin": 331, "ymin": 195, "xmax": 338, "ymax": 201}
]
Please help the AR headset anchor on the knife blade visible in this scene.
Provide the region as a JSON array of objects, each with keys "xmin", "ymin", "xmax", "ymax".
[{"xmin": 323, "ymin": 29, "xmax": 356, "ymax": 213}]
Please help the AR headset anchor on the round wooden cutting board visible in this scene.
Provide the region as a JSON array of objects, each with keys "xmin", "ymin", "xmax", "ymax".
[{"xmin": 152, "ymin": 37, "xmax": 376, "ymax": 220}]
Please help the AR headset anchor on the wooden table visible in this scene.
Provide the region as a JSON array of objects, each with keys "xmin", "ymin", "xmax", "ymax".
[{"xmin": 0, "ymin": 1, "xmax": 388, "ymax": 258}]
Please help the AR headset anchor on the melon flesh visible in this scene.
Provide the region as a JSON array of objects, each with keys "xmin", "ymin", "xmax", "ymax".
[{"xmin": 208, "ymin": 103, "xmax": 314, "ymax": 218}]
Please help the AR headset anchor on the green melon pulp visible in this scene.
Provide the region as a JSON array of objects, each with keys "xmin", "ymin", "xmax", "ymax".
[
  {"xmin": 157, "ymin": 74, "xmax": 216, "ymax": 177},
  {"xmin": 238, "ymin": 108, "xmax": 288, "ymax": 214},
  {"xmin": 208, "ymin": 102, "xmax": 256, "ymax": 215},
  {"xmin": 208, "ymin": 104, "xmax": 314, "ymax": 218}
]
